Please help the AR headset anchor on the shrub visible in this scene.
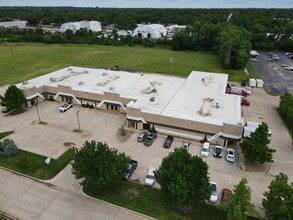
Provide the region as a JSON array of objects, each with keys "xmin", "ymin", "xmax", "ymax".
[
  {"xmin": 42, "ymin": 92, "xmax": 49, "ymax": 100},
  {"xmin": 149, "ymin": 125, "xmax": 157, "ymax": 134},
  {"xmin": 48, "ymin": 95, "xmax": 55, "ymax": 101},
  {"xmin": 82, "ymin": 103, "xmax": 95, "ymax": 109},
  {"xmin": 200, "ymin": 135, "xmax": 208, "ymax": 143},
  {"xmin": 0, "ymin": 138, "xmax": 19, "ymax": 157}
]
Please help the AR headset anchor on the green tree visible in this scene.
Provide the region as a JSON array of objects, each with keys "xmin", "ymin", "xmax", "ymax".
[
  {"xmin": 219, "ymin": 178, "xmax": 257, "ymax": 220},
  {"xmin": 0, "ymin": 138, "xmax": 19, "ymax": 157},
  {"xmin": 155, "ymin": 147, "xmax": 210, "ymax": 212},
  {"xmin": 0, "ymin": 85, "xmax": 25, "ymax": 112},
  {"xmin": 219, "ymin": 24, "xmax": 251, "ymax": 68},
  {"xmin": 262, "ymin": 173, "xmax": 293, "ymax": 220},
  {"xmin": 240, "ymin": 123, "xmax": 276, "ymax": 164},
  {"xmin": 71, "ymin": 141, "xmax": 130, "ymax": 190}
]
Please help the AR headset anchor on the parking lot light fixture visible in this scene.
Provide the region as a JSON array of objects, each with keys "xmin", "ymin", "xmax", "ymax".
[
  {"xmin": 76, "ymin": 110, "xmax": 81, "ymax": 131},
  {"xmin": 170, "ymin": 58, "xmax": 174, "ymax": 74}
]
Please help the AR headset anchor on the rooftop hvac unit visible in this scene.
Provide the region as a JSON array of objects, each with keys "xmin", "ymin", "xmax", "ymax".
[
  {"xmin": 22, "ymin": 80, "xmax": 28, "ymax": 85},
  {"xmin": 78, "ymin": 81, "xmax": 84, "ymax": 85},
  {"xmin": 150, "ymin": 97, "xmax": 155, "ymax": 102},
  {"xmin": 102, "ymin": 72, "xmax": 108, "ymax": 76},
  {"xmin": 141, "ymin": 73, "xmax": 144, "ymax": 76},
  {"xmin": 215, "ymin": 103, "xmax": 220, "ymax": 109},
  {"xmin": 84, "ymin": 70, "xmax": 89, "ymax": 73},
  {"xmin": 50, "ymin": 77, "xmax": 57, "ymax": 82},
  {"xmin": 67, "ymin": 68, "xmax": 72, "ymax": 71},
  {"xmin": 152, "ymin": 88, "xmax": 157, "ymax": 93},
  {"xmin": 109, "ymin": 87, "xmax": 115, "ymax": 91}
]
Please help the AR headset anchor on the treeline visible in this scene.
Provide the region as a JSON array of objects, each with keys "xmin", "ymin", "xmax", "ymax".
[
  {"xmin": 0, "ymin": 7, "xmax": 292, "ymax": 68},
  {"xmin": 278, "ymin": 93, "xmax": 293, "ymax": 137}
]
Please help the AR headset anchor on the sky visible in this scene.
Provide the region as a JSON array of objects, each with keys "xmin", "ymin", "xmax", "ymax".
[{"xmin": 0, "ymin": 0, "xmax": 291, "ymax": 8}]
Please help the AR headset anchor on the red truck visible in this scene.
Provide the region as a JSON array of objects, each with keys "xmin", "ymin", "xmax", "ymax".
[{"xmin": 241, "ymin": 98, "xmax": 250, "ymax": 106}]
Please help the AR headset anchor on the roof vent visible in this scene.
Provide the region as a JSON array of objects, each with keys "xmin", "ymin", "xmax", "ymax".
[
  {"xmin": 152, "ymin": 88, "xmax": 157, "ymax": 93},
  {"xmin": 78, "ymin": 81, "xmax": 84, "ymax": 85},
  {"xmin": 102, "ymin": 72, "xmax": 108, "ymax": 76},
  {"xmin": 150, "ymin": 97, "xmax": 155, "ymax": 102},
  {"xmin": 22, "ymin": 80, "xmax": 28, "ymax": 85},
  {"xmin": 215, "ymin": 103, "xmax": 220, "ymax": 109},
  {"xmin": 109, "ymin": 87, "xmax": 115, "ymax": 91},
  {"xmin": 67, "ymin": 68, "xmax": 72, "ymax": 71},
  {"xmin": 84, "ymin": 70, "xmax": 89, "ymax": 73},
  {"xmin": 141, "ymin": 73, "xmax": 144, "ymax": 76},
  {"xmin": 202, "ymin": 78, "xmax": 205, "ymax": 82}
]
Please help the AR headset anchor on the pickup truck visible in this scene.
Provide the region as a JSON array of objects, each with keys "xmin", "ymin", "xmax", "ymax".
[{"xmin": 124, "ymin": 159, "xmax": 138, "ymax": 180}]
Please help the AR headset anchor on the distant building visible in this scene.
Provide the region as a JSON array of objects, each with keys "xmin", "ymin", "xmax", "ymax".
[
  {"xmin": 166, "ymin": 24, "xmax": 187, "ymax": 40},
  {"xmin": 0, "ymin": 20, "xmax": 27, "ymax": 29},
  {"xmin": 60, "ymin": 21, "xmax": 102, "ymax": 33},
  {"xmin": 133, "ymin": 24, "xmax": 167, "ymax": 39}
]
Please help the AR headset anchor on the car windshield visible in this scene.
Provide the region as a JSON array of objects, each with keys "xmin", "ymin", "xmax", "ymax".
[
  {"xmin": 146, "ymin": 175, "xmax": 154, "ymax": 179},
  {"xmin": 202, "ymin": 148, "xmax": 208, "ymax": 152},
  {"xmin": 216, "ymin": 148, "xmax": 222, "ymax": 153},
  {"xmin": 211, "ymin": 184, "xmax": 217, "ymax": 194},
  {"xmin": 228, "ymin": 151, "xmax": 234, "ymax": 155}
]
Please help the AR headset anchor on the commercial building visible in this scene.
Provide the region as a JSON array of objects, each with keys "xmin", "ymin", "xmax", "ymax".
[
  {"xmin": 133, "ymin": 24, "xmax": 167, "ymax": 39},
  {"xmin": 60, "ymin": 21, "xmax": 102, "ymax": 33},
  {"xmin": 0, "ymin": 20, "xmax": 27, "ymax": 29},
  {"xmin": 17, "ymin": 67, "xmax": 244, "ymax": 146}
]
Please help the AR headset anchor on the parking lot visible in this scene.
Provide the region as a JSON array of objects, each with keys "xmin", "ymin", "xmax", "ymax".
[
  {"xmin": 250, "ymin": 51, "xmax": 293, "ymax": 94},
  {"xmin": 0, "ymin": 84, "xmax": 292, "ymax": 210}
]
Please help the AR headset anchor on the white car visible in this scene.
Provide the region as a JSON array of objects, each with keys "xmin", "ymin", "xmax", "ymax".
[
  {"xmin": 226, "ymin": 148, "xmax": 235, "ymax": 163},
  {"xmin": 144, "ymin": 167, "xmax": 157, "ymax": 186},
  {"xmin": 183, "ymin": 141, "xmax": 191, "ymax": 150},
  {"xmin": 209, "ymin": 182, "xmax": 218, "ymax": 203},
  {"xmin": 59, "ymin": 102, "xmax": 73, "ymax": 112},
  {"xmin": 200, "ymin": 142, "xmax": 210, "ymax": 157}
]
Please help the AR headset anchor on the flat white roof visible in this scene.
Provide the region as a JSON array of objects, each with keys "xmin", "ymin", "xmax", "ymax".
[{"xmin": 17, "ymin": 66, "xmax": 242, "ymax": 126}]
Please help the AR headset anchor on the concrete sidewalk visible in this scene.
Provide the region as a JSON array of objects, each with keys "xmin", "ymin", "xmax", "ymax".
[{"xmin": 0, "ymin": 168, "xmax": 156, "ymax": 220}]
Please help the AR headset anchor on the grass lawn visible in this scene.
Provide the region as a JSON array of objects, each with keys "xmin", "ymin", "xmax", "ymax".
[
  {"xmin": 84, "ymin": 181, "xmax": 227, "ymax": 220},
  {"xmin": 0, "ymin": 43, "xmax": 246, "ymax": 86},
  {"xmin": 0, "ymin": 130, "xmax": 14, "ymax": 139},
  {"xmin": 0, "ymin": 147, "xmax": 75, "ymax": 180}
]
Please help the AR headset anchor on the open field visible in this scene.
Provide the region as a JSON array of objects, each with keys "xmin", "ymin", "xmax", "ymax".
[{"xmin": 0, "ymin": 43, "xmax": 245, "ymax": 86}]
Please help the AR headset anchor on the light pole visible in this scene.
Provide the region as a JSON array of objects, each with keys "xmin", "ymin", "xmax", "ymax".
[
  {"xmin": 35, "ymin": 101, "xmax": 41, "ymax": 123},
  {"xmin": 76, "ymin": 110, "xmax": 81, "ymax": 131},
  {"xmin": 170, "ymin": 58, "xmax": 174, "ymax": 74}
]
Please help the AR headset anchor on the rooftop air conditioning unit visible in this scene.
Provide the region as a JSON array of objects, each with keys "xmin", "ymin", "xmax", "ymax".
[
  {"xmin": 215, "ymin": 103, "xmax": 220, "ymax": 109},
  {"xmin": 67, "ymin": 68, "xmax": 72, "ymax": 71},
  {"xmin": 109, "ymin": 87, "xmax": 115, "ymax": 91},
  {"xmin": 78, "ymin": 81, "xmax": 84, "ymax": 85},
  {"xmin": 150, "ymin": 97, "xmax": 155, "ymax": 102},
  {"xmin": 102, "ymin": 72, "xmax": 108, "ymax": 76},
  {"xmin": 22, "ymin": 81, "xmax": 28, "ymax": 85},
  {"xmin": 84, "ymin": 70, "xmax": 89, "ymax": 73},
  {"xmin": 152, "ymin": 88, "xmax": 157, "ymax": 93}
]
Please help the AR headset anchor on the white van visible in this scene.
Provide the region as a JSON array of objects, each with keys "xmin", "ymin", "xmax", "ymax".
[
  {"xmin": 144, "ymin": 167, "xmax": 157, "ymax": 186},
  {"xmin": 201, "ymin": 142, "xmax": 210, "ymax": 157}
]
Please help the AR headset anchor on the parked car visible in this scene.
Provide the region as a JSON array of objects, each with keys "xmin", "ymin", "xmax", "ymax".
[
  {"xmin": 163, "ymin": 135, "xmax": 174, "ymax": 148},
  {"xmin": 241, "ymin": 80, "xmax": 247, "ymax": 87},
  {"xmin": 250, "ymin": 58, "xmax": 258, "ymax": 62},
  {"xmin": 124, "ymin": 159, "xmax": 138, "ymax": 180},
  {"xmin": 137, "ymin": 132, "xmax": 148, "ymax": 142},
  {"xmin": 1, "ymin": 107, "xmax": 11, "ymax": 113},
  {"xmin": 267, "ymin": 58, "xmax": 275, "ymax": 62},
  {"xmin": 221, "ymin": 188, "xmax": 232, "ymax": 204},
  {"xmin": 213, "ymin": 145, "xmax": 223, "ymax": 158},
  {"xmin": 226, "ymin": 148, "xmax": 235, "ymax": 163},
  {"xmin": 209, "ymin": 182, "xmax": 218, "ymax": 203},
  {"xmin": 200, "ymin": 142, "xmax": 210, "ymax": 157},
  {"xmin": 144, "ymin": 133, "xmax": 157, "ymax": 146},
  {"xmin": 241, "ymin": 98, "xmax": 250, "ymax": 106},
  {"xmin": 144, "ymin": 167, "xmax": 157, "ymax": 186},
  {"xmin": 183, "ymin": 141, "xmax": 191, "ymax": 150},
  {"xmin": 284, "ymin": 66, "xmax": 293, "ymax": 71},
  {"xmin": 59, "ymin": 102, "xmax": 73, "ymax": 112}
]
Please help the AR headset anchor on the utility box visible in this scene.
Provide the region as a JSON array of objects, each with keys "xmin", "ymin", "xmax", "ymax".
[
  {"xmin": 249, "ymin": 78, "xmax": 256, "ymax": 87},
  {"xmin": 256, "ymin": 79, "xmax": 264, "ymax": 87}
]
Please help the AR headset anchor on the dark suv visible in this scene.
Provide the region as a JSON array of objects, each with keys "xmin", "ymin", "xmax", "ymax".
[
  {"xmin": 144, "ymin": 133, "xmax": 157, "ymax": 146},
  {"xmin": 163, "ymin": 136, "xmax": 174, "ymax": 148},
  {"xmin": 124, "ymin": 160, "xmax": 138, "ymax": 180}
]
